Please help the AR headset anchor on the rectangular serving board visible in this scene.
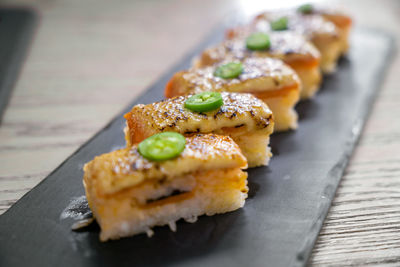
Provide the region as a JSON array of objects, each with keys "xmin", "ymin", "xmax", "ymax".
[
  {"xmin": 0, "ymin": 8, "xmax": 36, "ymax": 123},
  {"xmin": 0, "ymin": 27, "xmax": 394, "ymax": 267}
]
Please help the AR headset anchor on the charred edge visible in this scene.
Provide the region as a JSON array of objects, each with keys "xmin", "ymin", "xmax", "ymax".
[
  {"xmin": 214, "ymin": 108, "xmax": 225, "ymax": 118},
  {"xmin": 198, "ymin": 112, "xmax": 208, "ymax": 118},
  {"xmin": 284, "ymin": 49, "xmax": 296, "ymax": 55},
  {"xmin": 167, "ymin": 122, "xmax": 176, "ymax": 129},
  {"xmin": 256, "ymin": 116, "xmax": 272, "ymax": 128},
  {"xmin": 131, "ymin": 161, "xmax": 140, "ymax": 171}
]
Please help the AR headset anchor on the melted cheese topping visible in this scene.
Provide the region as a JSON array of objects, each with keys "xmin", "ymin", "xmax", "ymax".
[{"xmin": 83, "ymin": 134, "xmax": 247, "ymax": 195}]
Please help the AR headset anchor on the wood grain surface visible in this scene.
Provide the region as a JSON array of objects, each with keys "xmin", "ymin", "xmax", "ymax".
[{"xmin": 0, "ymin": 0, "xmax": 399, "ymax": 266}]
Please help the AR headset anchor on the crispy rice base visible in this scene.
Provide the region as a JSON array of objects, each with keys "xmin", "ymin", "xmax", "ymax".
[{"xmin": 84, "ymin": 168, "xmax": 248, "ymax": 241}]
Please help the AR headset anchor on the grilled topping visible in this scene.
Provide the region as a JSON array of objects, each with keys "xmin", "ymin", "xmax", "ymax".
[
  {"xmin": 83, "ymin": 134, "xmax": 248, "ymax": 195},
  {"xmin": 256, "ymin": 11, "xmax": 338, "ymax": 39},
  {"xmin": 182, "ymin": 57, "xmax": 299, "ymax": 94},
  {"xmin": 129, "ymin": 92, "xmax": 272, "ymax": 134},
  {"xmin": 201, "ymin": 32, "xmax": 320, "ymax": 67}
]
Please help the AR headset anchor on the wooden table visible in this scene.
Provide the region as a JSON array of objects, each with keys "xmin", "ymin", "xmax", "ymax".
[{"xmin": 0, "ymin": 0, "xmax": 399, "ymax": 265}]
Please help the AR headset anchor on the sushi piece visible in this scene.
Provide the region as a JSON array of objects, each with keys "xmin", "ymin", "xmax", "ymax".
[
  {"xmin": 83, "ymin": 133, "xmax": 248, "ymax": 241},
  {"xmin": 311, "ymin": 6, "xmax": 352, "ymax": 54},
  {"xmin": 165, "ymin": 57, "xmax": 300, "ymax": 132},
  {"xmin": 195, "ymin": 32, "xmax": 321, "ymax": 100},
  {"xmin": 243, "ymin": 8, "xmax": 342, "ymax": 73},
  {"xmin": 124, "ymin": 92, "xmax": 274, "ymax": 167}
]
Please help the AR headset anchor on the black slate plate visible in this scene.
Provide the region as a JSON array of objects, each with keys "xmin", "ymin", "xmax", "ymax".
[
  {"xmin": 0, "ymin": 27, "xmax": 394, "ymax": 267},
  {"xmin": 0, "ymin": 8, "xmax": 36, "ymax": 123}
]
